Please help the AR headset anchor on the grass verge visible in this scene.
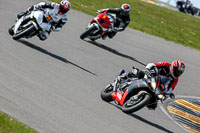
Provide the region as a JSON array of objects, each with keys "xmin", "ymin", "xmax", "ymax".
[
  {"xmin": 0, "ymin": 112, "xmax": 37, "ymax": 133},
  {"xmin": 51, "ymin": 0, "xmax": 200, "ymax": 50}
]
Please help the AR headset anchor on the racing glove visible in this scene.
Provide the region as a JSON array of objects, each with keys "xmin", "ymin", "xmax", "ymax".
[
  {"xmin": 145, "ymin": 63, "xmax": 156, "ymax": 70},
  {"xmin": 117, "ymin": 73, "xmax": 128, "ymax": 82},
  {"xmin": 27, "ymin": 5, "xmax": 35, "ymax": 11}
]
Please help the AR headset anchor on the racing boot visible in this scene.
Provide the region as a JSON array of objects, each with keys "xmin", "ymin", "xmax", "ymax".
[
  {"xmin": 38, "ymin": 31, "xmax": 49, "ymax": 41},
  {"xmin": 102, "ymin": 34, "xmax": 108, "ymax": 40},
  {"xmin": 107, "ymin": 31, "xmax": 117, "ymax": 39},
  {"xmin": 89, "ymin": 34, "xmax": 101, "ymax": 41},
  {"xmin": 147, "ymin": 103, "xmax": 157, "ymax": 110}
]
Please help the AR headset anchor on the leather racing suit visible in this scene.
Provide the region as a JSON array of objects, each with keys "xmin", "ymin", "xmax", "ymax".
[
  {"xmin": 18, "ymin": 2, "xmax": 68, "ymax": 40},
  {"xmin": 117, "ymin": 62, "xmax": 178, "ymax": 109},
  {"xmin": 98, "ymin": 8, "xmax": 130, "ymax": 39}
]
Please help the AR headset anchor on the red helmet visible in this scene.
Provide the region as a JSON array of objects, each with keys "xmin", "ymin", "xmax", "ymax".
[
  {"xmin": 170, "ymin": 60, "xmax": 185, "ymax": 78},
  {"xmin": 59, "ymin": 0, "xmax": 71, "ymax": 14}
]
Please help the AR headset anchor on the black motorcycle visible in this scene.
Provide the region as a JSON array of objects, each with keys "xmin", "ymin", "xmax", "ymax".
[
  {"xmin": 101, "ymin": 68, "xmax": 172, "ymax": 114},
  {"xmin": 176, "ymin": 0, "xmax": 195, "ymax": 15}
]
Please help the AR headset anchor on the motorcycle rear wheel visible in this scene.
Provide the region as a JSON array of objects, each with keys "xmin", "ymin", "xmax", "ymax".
[
  {"xmin": 121, "ymin": 93, "xmax": 150, "ymax": 114},
  {"xmin": 13, "ymin": 24, "xmax": 36, "ymax": 40},
  {"xmin": 80, "ymin": 25, "xmax": 98, "ymax": 40},
  {"xmin": 101, "ymin": 84, "xmax": 114, "ymax": 102}
]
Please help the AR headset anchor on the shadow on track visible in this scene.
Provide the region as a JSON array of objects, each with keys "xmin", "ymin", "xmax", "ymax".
[
  {"xmin": 130, "ymin": 114, "xmax": 174, "ymax": 133},
  {"xmin": 17, "ymin": 40, "xmax": 97, "ymax": 76},
  {"xmin": 86, "ymin": 40, "xmax": 146, "ymax": 66},
  {"xmin": 107, "ymin": 102, "xmax": 173, "ymax": 133}
]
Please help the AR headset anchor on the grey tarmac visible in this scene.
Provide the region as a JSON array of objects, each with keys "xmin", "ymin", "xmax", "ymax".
[{"xmin": 0, "ymin": 0, "xmax": 200, "ymax": 133}]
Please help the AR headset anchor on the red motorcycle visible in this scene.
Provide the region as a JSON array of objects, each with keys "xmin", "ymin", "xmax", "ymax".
[
  {"xmin": 101, "ymin": 68, "xmax": 173, "ymax": 114},
  {"xmin": 80, "ymin": 11, "xmax": 115, "ymax": 41}
]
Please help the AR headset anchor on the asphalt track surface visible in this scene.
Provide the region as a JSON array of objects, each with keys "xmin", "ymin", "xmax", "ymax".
[{"xmin": 0, "ymin": 0, "xmax": 200, "ymax": 133}]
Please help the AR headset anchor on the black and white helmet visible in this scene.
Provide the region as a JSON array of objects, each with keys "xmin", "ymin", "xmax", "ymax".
[{"xmin": 121, "ymin": 3, "xmax": 131, "ymax": 15}]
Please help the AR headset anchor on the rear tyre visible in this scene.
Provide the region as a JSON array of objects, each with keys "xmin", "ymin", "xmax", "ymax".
[
  {"xmin": 13, "ymin": 24, "xmax": 36, "ymax": 40},
  {"xmin": 121, "ymin": 93, "xmax": 150, "ymax": 114},
  {"xmin": 80, "ymin": 25, "xmax": 98, "ymax": 40},
  {"xmin": 101, "ymin": 84, "xmax": 114, "ymax": 102}
]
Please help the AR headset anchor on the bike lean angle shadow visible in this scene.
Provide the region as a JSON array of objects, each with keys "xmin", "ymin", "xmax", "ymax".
[
  {"xmin": 130, "ymin": 114, "xmax": 174, "ymax": 133},
  {"xmin": 17, "ymin": 39, "xmax": 97, "ymax": 76},
  {"xmin": 108, "ymin": 102, "xmax": 173, "ymax": 133},
  {"xmin": 86, "ymin": 40, "xmax": 147, "ymax": 67}
]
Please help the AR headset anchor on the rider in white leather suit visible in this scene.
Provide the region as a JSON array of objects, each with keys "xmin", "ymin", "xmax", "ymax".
[{"xmin": 17, "ymin": 0, "xmax": 70, "ymax": 40}]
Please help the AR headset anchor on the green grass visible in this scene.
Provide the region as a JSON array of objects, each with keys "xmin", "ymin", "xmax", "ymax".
[
  {"xmin": 0, "ymin": 112, "xmax": 37, "ymax": 133},
  {"xmin": 51, "ymin": 0, "xmax": 200, "ymax": 50}
]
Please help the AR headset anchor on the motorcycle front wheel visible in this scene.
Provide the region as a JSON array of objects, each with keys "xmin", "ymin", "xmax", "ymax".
[
  {"xmin": 8, "ymin": 25, "xmax": 14, "ymax": 36},
  {"xmin": 121, "ymin": 93, "xmax": 150, "ymax": 114},
  {"xmin": 13, "ymin": 23, "xmax": 36, "ymax": 40},
  {"xmin": 101, "ymin": 84, "xmax": 114, "ymax": 102},
  {"xmin": 80, "ymin": 25, "xmax": 98, "ymax": 40}
]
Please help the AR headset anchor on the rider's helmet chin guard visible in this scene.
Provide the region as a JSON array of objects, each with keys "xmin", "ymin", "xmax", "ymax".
[
  {"xmin": 121, "ymin": 3, "xmax": 131, "ymax": 16},
  {"xmin": 59, "ymin": 0, "xmax": 71, "ymax": 14},
  {"xmin": 170, "ymin": 60, "xmax": 185, "ymax": 78}
]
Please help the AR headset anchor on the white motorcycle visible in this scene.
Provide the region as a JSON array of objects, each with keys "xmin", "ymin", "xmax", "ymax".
[{"xmin": 8, "ymin": 9, "xmax": 53, "ymax": 40}]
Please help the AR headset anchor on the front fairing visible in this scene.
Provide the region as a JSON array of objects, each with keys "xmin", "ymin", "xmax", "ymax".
[
  {"xmin": 14, "ymin": 17, "xmax": 24, "ymax": 34},
  {"xmin": 92, "ymin": 11, "xmax": 115, "ymax": 31},
  {"xmin": 14, "ymin": 14, "xmax": 38, "ymax": 34},
  {"xmin": 31, "ymin": 10, "xmax": 51, "ymax": 31}
]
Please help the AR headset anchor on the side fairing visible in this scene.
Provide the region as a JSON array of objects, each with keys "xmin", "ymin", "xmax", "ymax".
[
  {"xmin": 32, "ymin": 11, "xmax": 51, "ymax": 31},
  {"xmin": 125, "ymin": 79, "xmax": 150, "ymax": 100},
  {"xmin": 119, "ymin": 79, "xmax": 149, "ymax": 105},
  {"xmin": 128, "ymin": 79, "xmax": 149, "ymax": 94}
]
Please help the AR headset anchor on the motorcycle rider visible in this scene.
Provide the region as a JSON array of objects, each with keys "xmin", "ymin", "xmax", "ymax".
[
  {"xmin": 112, "ymin": 60, "xmax": 185, "ymax": 109},
  {"xmin": 185, "ymin": 0, "xmax": 195, "ymax": 15},
  {"xmin": 97, "ymin": 3, "xmax": 131, "ymax": 40},
  {"xmin": 11, "ymin": 0, "xmax": 71, "ymax": 41}
]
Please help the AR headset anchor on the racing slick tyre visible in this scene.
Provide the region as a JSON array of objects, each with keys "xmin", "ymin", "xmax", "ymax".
[
  {"xmin": 13, "ymin": 24, "xmax": 36, "ymax": 40},
  {"xmin": 8, "ymin": 26, "xmax": 14, "ymax": 36},
  {"xmin": 101, "ymin": 84, "xmax": 114, "ymax": 102},
  {"xmin": 121, "ymin": 93, "xmax": 151, "ymax": 114},
  {"xmin": 80, "ymin": 25, "xmax": 98, "ymax": 40}
]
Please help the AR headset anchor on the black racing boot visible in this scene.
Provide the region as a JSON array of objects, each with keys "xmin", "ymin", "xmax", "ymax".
[
  {"xmin": 102, "ymin": 34, "xmax": 108, "ymax": 40},
  {"xmin": 107, "ymin": 31, "xmax": 117, "ymax": 39}
]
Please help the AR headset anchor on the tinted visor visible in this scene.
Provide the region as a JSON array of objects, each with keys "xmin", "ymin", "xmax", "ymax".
[
  {"xmin": 59, "ymin": 5, "xmax": 68, "ymax": 14},
  {"xmin": 173, "ymin": 67, "xmax": 183, "ymax": 77}
]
